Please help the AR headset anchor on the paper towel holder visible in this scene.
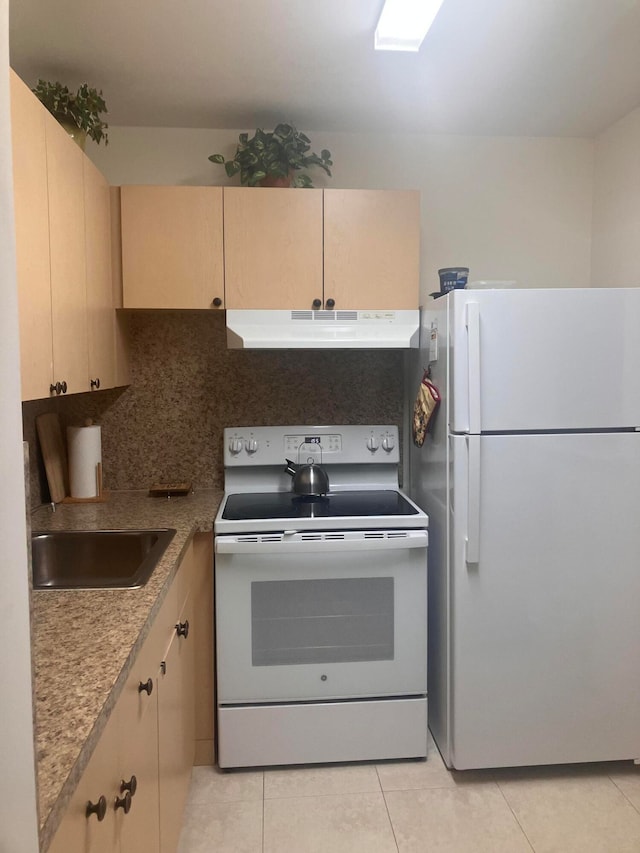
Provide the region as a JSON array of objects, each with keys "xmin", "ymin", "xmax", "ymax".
[
  {"xmin": 62, "ymin": 419, "xmax": 108, "ymax": 504},
  {"xmin": 62, "ymin": 462, "xmax": 108, "ymax": 504}
]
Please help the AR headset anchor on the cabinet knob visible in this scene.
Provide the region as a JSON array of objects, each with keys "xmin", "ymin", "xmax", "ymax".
[
  {"xmin": 325, "ymin": 298, "xmax": 335, "ymax": 309},
  {"xmin": 212, "ymin": 297, "xmax": 223, "ymax": 308},
  {"xmin": 176, "ymin": 620, "xmax": 189, "ymax": 639},
  {"xmin": 86, "ymin": 795, "xmax": 107, "ymax": 822},
  {"xmin": 114, "ymin": 791, "xmax": 132, "ymax": 814},
  {"xmin": 312, "ymin": 298, "xmax": 322, "ymax": 309},
  {"xmin": 138, "ymin": 678, "xmax": 153, "ymax": 695},
  {"xmin": 50, "ymin": 381, "xmax": 68, "ymax": 396},
  {"xmin": 120, "ymin": 776, "xmax": 137, "ymax": 797},
  {"xmin": 90, "ymin": 378, "xmax": 101, "ymax": 390}
]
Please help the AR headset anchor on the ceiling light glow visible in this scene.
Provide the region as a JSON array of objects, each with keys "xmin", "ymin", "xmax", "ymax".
[{"xmin": 374, "ymin": 0, "xmax": 446, "ymax": 51}]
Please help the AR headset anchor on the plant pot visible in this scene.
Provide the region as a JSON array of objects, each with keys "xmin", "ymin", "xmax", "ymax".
[
  {"xmin": 54, "ymin": 115, "xmax": 87, "ymax": 151},
  {"xmin": 259, "ymin": 172, "xmax": 294, "ymax": 188}
]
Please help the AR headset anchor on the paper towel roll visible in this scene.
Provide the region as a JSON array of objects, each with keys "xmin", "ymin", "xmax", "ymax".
[{"xmin": 67, "ymin": 425, "xmax": 102, "ymax": 498}]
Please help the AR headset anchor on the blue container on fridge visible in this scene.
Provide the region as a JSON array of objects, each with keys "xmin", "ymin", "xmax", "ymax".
[{"xmin": 438, "ymin": 267, "xmax": 469, "ymax": 293}]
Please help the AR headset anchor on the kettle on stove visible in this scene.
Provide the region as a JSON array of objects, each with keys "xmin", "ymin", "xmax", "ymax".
[{"xmin": 284, "ymin": 458, "xmax": 330, "ymax": 496}]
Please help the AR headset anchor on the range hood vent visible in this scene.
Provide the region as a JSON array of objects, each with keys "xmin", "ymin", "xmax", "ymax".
[
  {"xmin": 225, "ymin": 309, "xmax": 420, "ymax": 349},
  {"xmin": 291, "ymin": 310, "xmax": 359, "ymax": 321}
]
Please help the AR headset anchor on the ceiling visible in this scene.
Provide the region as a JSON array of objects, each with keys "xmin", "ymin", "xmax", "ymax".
[{"xmin": 9, "ymin": 0, "xmax": 640, "ymax": 137}]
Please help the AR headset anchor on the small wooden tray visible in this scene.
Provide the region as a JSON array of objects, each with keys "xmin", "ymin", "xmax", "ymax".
[{"xmin": 149, "ymin": 482, "xmax": 192, "ymax": 498}]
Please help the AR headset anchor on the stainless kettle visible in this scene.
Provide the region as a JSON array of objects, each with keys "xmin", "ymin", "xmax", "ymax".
[{"xmin": 284, "ymin": 458, "xmax": 330, "ymax": 496}]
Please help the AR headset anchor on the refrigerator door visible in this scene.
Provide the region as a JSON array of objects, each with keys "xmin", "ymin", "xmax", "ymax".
[
  {"xmin": 447, "ymin": 288, "xmax": 640, "ymax": 432},
  {"xmin": 445, "ymin": 432, "xmax": 640, "ymax": 769}
]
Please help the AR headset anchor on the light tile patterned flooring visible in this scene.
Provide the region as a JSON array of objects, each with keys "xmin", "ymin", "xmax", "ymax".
[{"xmin": 178, "ymin": 733, "xmax": 640, "ymax": 852}]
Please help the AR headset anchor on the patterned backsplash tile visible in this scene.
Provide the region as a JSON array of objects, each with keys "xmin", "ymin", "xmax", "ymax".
[{"xmin": 23, "ymin": 311, "xmax": 405, "ymax": 506}]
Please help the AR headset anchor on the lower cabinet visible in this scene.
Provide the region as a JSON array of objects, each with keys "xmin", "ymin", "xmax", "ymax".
[
  {"xmin": 46, "ymin": 533, "xmax": 211, "ymax": 853},
  {"xmin": 47, "ymin": 709, "xmax": 120, "ymax": 853},
  {"xmin": 158, "ymin": 545, "xmax": 196, "ymax": 853}
]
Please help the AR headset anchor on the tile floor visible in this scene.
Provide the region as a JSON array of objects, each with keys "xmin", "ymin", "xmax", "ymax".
[{"xmin": 178, "ymin": 733, "xmax": 640, "ymax": 852}]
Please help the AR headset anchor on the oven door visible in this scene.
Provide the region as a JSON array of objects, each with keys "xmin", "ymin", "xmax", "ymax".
[{"xmin": 215, "ymin": 529, "xmax": 428, "ymax": 704}]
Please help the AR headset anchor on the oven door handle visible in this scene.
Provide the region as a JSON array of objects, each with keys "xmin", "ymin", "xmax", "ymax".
[{"xmin": 215, "ymin": 530, "xmax": 428, "ymax": 555}]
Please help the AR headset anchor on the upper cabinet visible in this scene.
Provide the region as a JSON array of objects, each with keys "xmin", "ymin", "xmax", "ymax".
[
  {"xmin": 119, "ymin": 187, "xmax": 420, "ymax": 312},
  {"xmin": 10, "ymin": 70, "xmax": 124, "ymax": 401},
  {"xmin": 45, "ymin": 111, "xmax": 90, "ymax": 395},
  {"xmin": 223, "ymin": 188, "xmax": 323, "ymax": 310},
  {"xmin": 84, "ymin": 158, "xmax": 117, "ymax": 390},
  {"xmin": 10, "ymin": 70, "xmax": 54, "ymax": 400},
  {"xmin": 121, "ymin": 186, "xmax": 224, "ymax": 309},
  {"xmin": 324, "ymin": 189, "xmax": 420, "ymax": 310}
]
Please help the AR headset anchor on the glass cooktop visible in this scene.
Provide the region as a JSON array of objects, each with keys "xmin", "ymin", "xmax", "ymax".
[{"xmin": 222, "ymin": 490, "xmax": 419, "ymax": 521}]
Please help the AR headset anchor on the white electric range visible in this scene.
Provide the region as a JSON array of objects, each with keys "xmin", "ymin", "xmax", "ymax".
[{"xmin": 214, "ymin": 424, "xmax": 429, "ymax": 768}]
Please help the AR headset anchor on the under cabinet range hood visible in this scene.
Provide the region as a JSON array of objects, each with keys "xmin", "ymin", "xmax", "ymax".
[{"xmin": 225, "ymin": 309, "xmax": 420, "ymax": 349}]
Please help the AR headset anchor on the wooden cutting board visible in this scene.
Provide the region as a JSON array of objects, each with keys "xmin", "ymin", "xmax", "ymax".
[{"xmin": 36, "ymin": 412, "xmax": 69, "ymax": 503}]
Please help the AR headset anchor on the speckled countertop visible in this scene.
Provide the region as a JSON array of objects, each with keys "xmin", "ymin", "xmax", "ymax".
[{"xmin": 30, "ymin": 489, "xmax": 223, "ymax": 852}]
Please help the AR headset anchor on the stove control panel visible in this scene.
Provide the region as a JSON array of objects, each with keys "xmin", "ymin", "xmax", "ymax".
[{"xmin": 223, "ymin": 425, "xmax": 400, "ymax": 466}]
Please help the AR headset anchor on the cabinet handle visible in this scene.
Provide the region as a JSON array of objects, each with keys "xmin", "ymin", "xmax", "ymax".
[
  {"xmin": 120, "ymin": 776, "xmax": 137, "ymax": 797},
  {"xmin": 86, "ymin": 795, "xmax": 107, "ymax": 822},
  {"xmin": 176, "ymin": 620, "xmax": 189, "ymax": 639},
  {"xmin": 325, "ymin": 298, "xmax": 335, "ymax": 309},
  {"xmin": 138, "ymin": 678, "xmax": 153, "ymax": 695},
  {"xmin": 90, "ymin": 378, "xmax": 101, "ymax": 390},
  {"xmin": 50, "ymin": 381, "xmax": 67, "ymax": 395},
  {"xmin": 312, "ymin": 298, "xmax": 322, "ymax": 309},
  {"xmin": 212, "ymin": 297, "xmax": 223, "ymax": 308},
  {"xmin": 114, "ymin": 791, "xmax": 132, "ymax": 814}
]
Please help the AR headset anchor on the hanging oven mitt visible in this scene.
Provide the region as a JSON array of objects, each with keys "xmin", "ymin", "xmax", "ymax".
[{"xmin": 413, "ymin": 371, "xmax": 441, "ymax": 447}]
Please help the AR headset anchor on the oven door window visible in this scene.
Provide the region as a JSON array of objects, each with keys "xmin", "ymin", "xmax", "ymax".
[{"xmin": 251, "ymin": 577, "xmax": 394, "ymax": 666}]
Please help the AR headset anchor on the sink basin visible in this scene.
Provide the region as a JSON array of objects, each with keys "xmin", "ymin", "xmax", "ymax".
[{"xmin": 31, "ymin": 528, "xmax": 177, "ymax": 590}]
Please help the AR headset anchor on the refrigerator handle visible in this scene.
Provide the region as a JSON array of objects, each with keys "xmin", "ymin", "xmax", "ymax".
[
  {"xmin": 465, "ymin": 302, "xmax": 481, "ymax": 433},
  {"xmin": 465, "ymin": 435, "xmax": 481, "ymax": 564}
]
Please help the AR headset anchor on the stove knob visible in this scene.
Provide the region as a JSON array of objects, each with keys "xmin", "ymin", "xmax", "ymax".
[
  {"xmin": 245, "ymin": 438, "xmax": 259, "ymax": 454},
  {"xmin": 366, "ymin": 436, "xmax": 379, "ymax": 452},
  {"xmin": 382, "ymin": 435, "xmax": 395, "ymax": 452},
  {"xmin": 229, "ymin": 438, "xmax": 244, "ymax": 455}
]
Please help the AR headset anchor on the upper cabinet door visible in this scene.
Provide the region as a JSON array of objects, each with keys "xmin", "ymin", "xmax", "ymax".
[
  {"xmin": 224, "ymin": 188, "xmax": 323, "ymax": 310},
  {"xmin": 121, "ymin": 186, "xmax": 224, "ymax": 309},
  {"xmin": 84, "ymin": 157, "xmax": 116, "ymax": 390},
  {"xmin": 45, "ymin": 112, "xmax": 89, "ymax": 394},
  {"xmin": 324, "ymin": 190, "xmax": 420, "ymax": 310},
  {"xmin": 9, "ymin": 70, "xmax": 54, "ymax": 400}
]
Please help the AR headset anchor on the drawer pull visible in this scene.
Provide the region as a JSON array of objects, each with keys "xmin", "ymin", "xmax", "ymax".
[
  {"xmin": 86, "ymin": 795, "xmax": 107, "ymax": 822},
  {"xmin": 212, "ymin": 297, "xmax": 223, "ymax": 307},
  {"xmin": 114, "ymin": 791, "xmax": 132, "ymax": 814},
  {"xmin": 90, "ymin": 378, "xmax": 101, "ymax": 390},
  {"xmin": 120, "ymin": 775, "xmax": 137, "ymax": 797},
  {"xmin": 176, "ymin": 620, "xmax": 189, "ymax": 639},
  {"xmin": 138, "ymin": 678, "xmax": 153, "ymax": 695}
]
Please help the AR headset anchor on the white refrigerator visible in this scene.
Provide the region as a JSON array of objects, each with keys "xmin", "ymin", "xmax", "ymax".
[{"xmin": 409, "ymin": 287, "xmax": 640, "ymax": 769}]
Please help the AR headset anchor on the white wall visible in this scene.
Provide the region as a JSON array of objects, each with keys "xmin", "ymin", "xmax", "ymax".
[
  {"xmin": 0, "ymin": 3, "xmax": 40, "ymax": 851},
  {"xmin": 89, "ymin": 127, "xmax": 594, "ymax": 303},
  {"xmin": 591, "ymin": 105, "xmax": 640, "ymax": 287}
]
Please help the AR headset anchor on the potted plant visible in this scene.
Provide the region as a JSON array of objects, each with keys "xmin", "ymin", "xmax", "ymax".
[
  {"xmin": 209, "ymin": 123, "xmax": 332, "ymax": 187},
  {"xmin": 32, "ymin": 79, "xmax": 109, "ymax": 149}
]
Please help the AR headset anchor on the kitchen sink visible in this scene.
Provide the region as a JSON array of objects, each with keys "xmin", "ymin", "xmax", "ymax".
[{"xmin": 31, "ymin": 528, "xmax": 177, "ymax": 590}]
